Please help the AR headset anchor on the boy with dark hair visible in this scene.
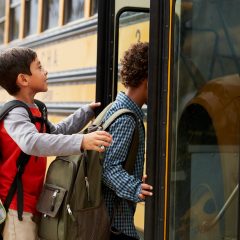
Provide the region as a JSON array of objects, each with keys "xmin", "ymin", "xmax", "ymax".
[
  {"xmin": 102, "ymin": 42, "xmax": 153, "ymax": 240},
  {"xmin": 0, "ymin": 47, "xmax": 112, "ymax": 240}
]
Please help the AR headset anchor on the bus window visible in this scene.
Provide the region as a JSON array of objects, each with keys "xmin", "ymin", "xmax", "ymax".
[
  {"xmin": 0, "ymin": 0, "xmax": 5, "ymax": 44},
  {"xmin": 9, "ymin": 0, "xmax": 21, "ymax": 41},
  {"xmin": 24, "ymin": 0, "xmax": 38, "ymax": 36},
  {"xmin": 64, "ymin": 0, "xmax": 84, "ymax": 24},
  {"xmin": 116, "ymin": 11, "xmax": 149, "ymax": 93},
  {"xmin": 42, "ymin": 0, "xmax": 59, "ymax": 31},
  {"xmin": 170, "ymin": 0, "xmax": 240, "ymax": 239},
  {"xmin": 90, "ymin": 0, "xmax": 98, "ymax": 16}
]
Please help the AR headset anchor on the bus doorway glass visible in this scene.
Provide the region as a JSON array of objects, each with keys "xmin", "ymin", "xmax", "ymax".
[{"xmin": 170, "ymin": 0, "xmax": 240, "ymax": 239}]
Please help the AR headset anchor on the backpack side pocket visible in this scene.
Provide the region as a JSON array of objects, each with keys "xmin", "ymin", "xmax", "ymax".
[{"xmin": 37, "ymin": 184, "xmax": 66, "ymax": 218}]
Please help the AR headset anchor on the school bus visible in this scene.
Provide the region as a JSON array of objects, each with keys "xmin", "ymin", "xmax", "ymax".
[
  {"xmin": 1, "ymin": 0, "xmax": 240, "ymax": 239},
  {"xmin": 0, "ymin": 0, "xmax": 148, "ymax": 238}
]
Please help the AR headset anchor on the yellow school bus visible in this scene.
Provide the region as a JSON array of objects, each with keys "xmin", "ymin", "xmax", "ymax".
[
  {"xmin": 2, "ymin": 0, "xmax": 240, "ymax": 239},
  {"xmin": 0, "ymin": 0, "xmax": 148, "ymax": 238}
]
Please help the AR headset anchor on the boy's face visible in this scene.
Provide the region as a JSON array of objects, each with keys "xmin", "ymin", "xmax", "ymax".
[{"xmin": 27, "ymin": 57, "xmax": 48, "ymax": 94}]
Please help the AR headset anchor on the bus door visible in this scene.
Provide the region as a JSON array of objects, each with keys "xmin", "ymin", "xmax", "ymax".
[
  {"xmin": 96, "ymin": 0, "xmax": 150, "ymax": 239},
  {"xmin": 149, "ymin": 0, "xmax": 240, "ymax": 240},
  {"xmin": 96, "ymin": 0, "xmax": 150, "ymax": 106}
]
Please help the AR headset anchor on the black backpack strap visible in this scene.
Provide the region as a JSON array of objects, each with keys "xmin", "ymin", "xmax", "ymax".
[
  {"xmin": 0, "ymin": 100, "xmax": 34, "ymax": 122},
  {"xmin": 0, "ymin": 99, "xmax": 49, "ymax": 131},
  {"xmin": 123, "ymin": 116, "xmax": 139, "ymax": 174},
  {"xmin": 34, "ymin": 99, "xmax": 50, "ymax": 133},
  {"xmin": 0, "ymin": 100, "xmax": 36, "ymax": 221},
  {"xmin": 4, "ymin": 151, "xmax": 31, "ymax": 220}
]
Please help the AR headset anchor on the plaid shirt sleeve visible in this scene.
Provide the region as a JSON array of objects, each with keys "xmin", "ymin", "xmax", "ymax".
[{"xmin": 102, "ymin": 115, "xmax": 142, "ymax": 202}]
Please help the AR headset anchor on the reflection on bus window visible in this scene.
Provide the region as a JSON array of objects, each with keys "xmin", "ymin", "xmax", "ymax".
[
  {"xmin": 64, "ymin": 0, "xmax": 84, "ymax": 23},
  {"xmin": 170, "ymin": 0, "xmax": 240, "ymax": 239},
  {"xmin": 24, "ymin": 0, "xmax": 38, "ymax": 36},
  {"xmin": 0, "ymin": 0, "xmax": 5, "ymax": 44},
  {"xmin": 91, "ymin": 0, "xmax": 98, "ymax": 16},
  {"xmin": 9, "ymin": 0, "xmax": 21, "ymax": 41},
  {"xmin": 42, "ymin": 0, "xmax": 59, "ymax": 31}
]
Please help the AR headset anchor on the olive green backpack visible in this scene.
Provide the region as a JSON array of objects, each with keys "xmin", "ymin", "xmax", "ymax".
[{"xmin": 36, "ymin": 103, "xmax": 139, "ymax": 240}]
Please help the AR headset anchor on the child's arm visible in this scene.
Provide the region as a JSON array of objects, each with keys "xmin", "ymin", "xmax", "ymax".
[
  {"xmin": 4, "ymin": 107, "xmax": 111, "ymax": 156},
  {"xmin": 49, "ymin": 104, "xmax": 95, "ymax": 134}
]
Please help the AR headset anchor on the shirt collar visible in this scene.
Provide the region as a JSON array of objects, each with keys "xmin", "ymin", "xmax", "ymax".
[{"xmin": 116, "ymin": 91, "xmax": 145, "ymax": 120}]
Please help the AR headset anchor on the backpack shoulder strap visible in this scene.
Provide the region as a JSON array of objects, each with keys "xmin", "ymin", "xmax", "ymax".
[
  {"xmin": 102, "ymin": 108, "xmax": 137, "ymax": 130},
  {"xmin": 0, "ymin": 100, "xmax": 34, "ymax": 122},
  {"xmin": 92, "ymin": 103, "xmax": 140, "ymax": 174},
  {"xmin": 34, "ymin": 99, "xmax": 50, "ymax": 133},
  {"xmin": 92, "ymin": 102, "xmax": 114, "ymax": 126},
  {"xmin": 0, "ymin": 100, "xmax": 36, "ymax": 221},
  {"xmin": 34, "ymin": 99, "xmax": 48, "ymax": 121},
  {"xmin": 124, "ymin": 121, "xmax": 139, "ymax": 174},
  {"xmin": 102, "ymin": 108, "xmax": 139, "ymax": 175}
]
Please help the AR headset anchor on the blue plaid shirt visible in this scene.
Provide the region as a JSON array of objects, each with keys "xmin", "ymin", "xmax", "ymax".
[{"xmin": 102, "ymin": 92, "xmax": 145, "ymax": 239}]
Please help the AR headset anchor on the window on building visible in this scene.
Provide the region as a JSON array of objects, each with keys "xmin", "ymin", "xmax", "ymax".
[
  {"xmin": 9, "ymin": 0, "xmax": 21, "ymax": 41},
  {"xmin": 24, "ymin": 0, "xmax": 38, "ymax": 36},
  {"xmin": 42, "ymin": 0, "xmax": 59, "ymax": 31},
  {"xmin": 91, "ymin": 0, "xmax": 98, "ymax": 16},
  {"xmin": 64, "ymin": 0, "xmax": 84, "ymax": 23},
  {"xmin": 0, "ymin": 0, "xmax": 5, "ymax": 44}
]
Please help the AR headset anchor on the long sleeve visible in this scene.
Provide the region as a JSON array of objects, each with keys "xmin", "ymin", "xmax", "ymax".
[
  {"xmin": 102, "ymin": 115, "xmax": 142, "ymax": 203},
  {"xmin": 48, "ymin": 105, "xmax": 94, "ymax": 134},
  {"xmin": 3, "ymin": 106, "xmax": 93, "ymax": 157}
]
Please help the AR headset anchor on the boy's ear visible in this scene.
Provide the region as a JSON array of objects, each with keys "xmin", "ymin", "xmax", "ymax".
[{"xmin": 16, "ymin": 73, "xmax": 29, "ymax": 87}]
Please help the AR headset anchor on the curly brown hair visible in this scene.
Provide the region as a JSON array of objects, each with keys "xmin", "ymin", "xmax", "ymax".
[{"xmin": 120, "ymin": 42, "xmax": 148, "ymax": 88}]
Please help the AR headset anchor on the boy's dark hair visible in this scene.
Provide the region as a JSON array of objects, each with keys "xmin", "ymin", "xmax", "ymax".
[
  {"xmin": 120, "ymin": 42, "xmax": 148, "ymax": 88},
  {"xmin": 0, "ymin": 47, "xmax": 37, "ymax": 95}
]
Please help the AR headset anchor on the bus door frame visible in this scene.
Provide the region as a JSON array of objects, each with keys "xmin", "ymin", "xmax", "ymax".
[
  {"xmin": 96, "ymin": 0, "xmax": 115, "ymax": 109},
  {"xmin": 145, "ymin": 1, "xmax": 173, "ymax": 240}
]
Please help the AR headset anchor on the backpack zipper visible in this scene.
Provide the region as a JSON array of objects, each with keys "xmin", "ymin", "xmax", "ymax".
[{"xmin": 66, "ymin": 204, "xmax": 76, "ymax": 222}]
